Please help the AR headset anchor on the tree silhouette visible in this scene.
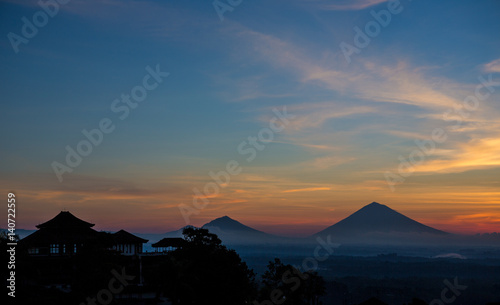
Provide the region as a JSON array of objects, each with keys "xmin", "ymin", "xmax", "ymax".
[
  {"xmin": 259, "ymin": 258, "xmax": 325, "ymax": 305},
  {"xmin": 160, "ymin": 227, "xmax": 257, "ymax": 305},
  {"xmin": 302, "ymin": 270, "xmax": 325, "ymax": 305}
]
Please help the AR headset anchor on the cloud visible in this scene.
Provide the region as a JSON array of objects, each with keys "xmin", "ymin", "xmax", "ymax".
[
  {"xmin": 308, "ymin": 155, "xmax": 357, "ymax": 169},
  {"xmin": 386, "ymin": 130, "xmax": 431, "ymax": 140},
  {"xmin": 4, "ymin": 0, "xmax": 208, "ymax": 40},
  {"xmin": 309, "ymin": 0, "xmax": 388, "ymax": 11},
  {"xmin": 235, "ymin": 29, "xmax": 466, "ymax": 113},
  {"xmin": 0, "ymin": 173, "xmax": 190, "ymax": 204},
  {"xmin": 227, "ymin": 26, "xmax": 500, "ymax": 183},
  {"xmin": 450, "ymin": 212, "xmax": 500, "ymax": 233},
  {"xmin": 454, "ymin": 213, "xmax": 500, "ymax": 221},
  {"xmin": 412, "ymin": 137, "xmax": 500, "ymax": 174},
  {"xmin": 282, "ymin": 187, "xmax": 332, "ymax": 193},
  {"xmin": 272, "ymin": 141, "xmax": 339, "ymax": 151},
  {"xmin": 483, "ymin": 58, "xmax": 500, "ymax": 73},
  {"xmin": 272, "ymin": 102, "xmax": 376, "ymax": 131}
]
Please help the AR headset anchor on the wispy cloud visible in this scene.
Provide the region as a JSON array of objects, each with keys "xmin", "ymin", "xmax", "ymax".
[
  {"xmin": 229, "ymin": 27, "xmax": 500, "ymax": 180},
  {"xmin": 4, "ymin": 0, "xmax": 208, "ymax": 39},
  {"xmin": 483, "ymin": 58, "xmax": 500, "ymax": 73},
  {"xmin": 283, "ymin": 187, "xmax": 332, "ymax": 193},
  {"xmin": 286, "ymin": 103, "xmax": 375, "ymax": 131},
  {"xmin": 412, "ymin": 137, "xmax": 500, "ymax": 174},
  {"xmin": 306, "ymin": 0, "xmax": 388, "ymax": 11},
  {"xmin": 234, "ymin": 29, "xmax": 466, "ymax": 113}
]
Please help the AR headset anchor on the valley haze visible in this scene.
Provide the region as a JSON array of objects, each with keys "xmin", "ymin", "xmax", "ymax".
[{"xmin": 8, "ymin": 202, "xmax": 499, "ymax": 258}]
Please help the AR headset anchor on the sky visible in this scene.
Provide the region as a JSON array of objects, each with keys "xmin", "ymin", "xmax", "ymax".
[{"xmin": 1, "ymin": 0, "xmax": 499, "ymax": 237}]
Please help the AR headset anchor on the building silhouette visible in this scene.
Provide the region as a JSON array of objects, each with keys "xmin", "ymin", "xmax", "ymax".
[
  {"xmin": 152, "ymin": 237, "xmax": 186, "ymax": 253},
  {"xmin": 20, "ymin": 211, "xmax": 148, "ymax": 256}
]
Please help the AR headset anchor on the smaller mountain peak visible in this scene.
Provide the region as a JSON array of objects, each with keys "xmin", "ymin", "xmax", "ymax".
[
  {"xmin": 205, "ymin": 216, "xmax": 237, "ymax": 226},
  {"xmin": 212, "ymin": 216, "xmax": 234, "ymax": 222},
  {"xmin": 202, "ymin": 216, "xmax": 267, "ymax": 235},
  {"xmin": 369, "ymin": 202, "xmax": 382, "ymax": 206}
]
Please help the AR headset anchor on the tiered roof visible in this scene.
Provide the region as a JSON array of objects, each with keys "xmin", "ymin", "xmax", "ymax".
[{"xmin": 36, "ymin": 211, "xmax": 95, "ymax": 229}]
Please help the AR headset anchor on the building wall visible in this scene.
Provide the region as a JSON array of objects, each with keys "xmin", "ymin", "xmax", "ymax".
[{"xmin": 113, "ymin": 243, "xmax": 143, "ymax": 255}]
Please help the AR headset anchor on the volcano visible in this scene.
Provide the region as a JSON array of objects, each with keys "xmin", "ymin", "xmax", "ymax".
[
  {"xmin": 314, "ymin": 202, "xmax": 448, "ymax": 239},
  {"xmin": 202, "ymin": 216, "xmax": 266, "ymax": 234},
  {"xmin": 201, "ymin": 216, "xmax": 275, "ymax": 244}
]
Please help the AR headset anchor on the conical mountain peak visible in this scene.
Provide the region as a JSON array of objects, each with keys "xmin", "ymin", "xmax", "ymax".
[
  {"xmin": 203, "ymin": 216, "xmax": 240, "ymax": 227},
  {"xmin": 315, "ymin": 202, "xmax": 447, "ymax": 237},
  {"xmin": 202, "ymin": 216, "xmax": 264, "ymax": 234},
  {"xmin": 362, "ymin": 202, "xmax": 389, "ymax": 210},
  {"xmin": 200, "ymin": 216, "xmax": 276, "ymax": 244}
]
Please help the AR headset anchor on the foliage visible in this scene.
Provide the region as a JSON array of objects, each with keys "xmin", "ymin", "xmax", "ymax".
[
  {"xmin": 259, "ymin": 258, "xmax": 325, "ymax": 305},
  {"xmin": 159, "ymin": 227, "xmax": 257, "ymax": 305}
]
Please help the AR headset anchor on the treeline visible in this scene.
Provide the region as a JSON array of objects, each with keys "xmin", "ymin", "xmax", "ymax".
[
  {"xmin": 145, "ymin": 227, "xmax": 326, "ymax": 305},
  {"xmin": 2, "ymin": 227, "xmax": 326, "ymax": 305}
]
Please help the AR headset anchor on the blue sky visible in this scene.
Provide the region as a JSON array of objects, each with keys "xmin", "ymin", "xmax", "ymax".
[{"xmin": 1, "ymin": 0, "xmax": 499, "ymax": 236}]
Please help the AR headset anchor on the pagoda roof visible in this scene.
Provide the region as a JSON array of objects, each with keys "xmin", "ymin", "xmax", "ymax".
[
  {"xmin": 36, "ymin": 211, "xmax": 95, "ymax": 229},
  {"xmin": 20, "ymin": 226, "xmax": 101, "ymax": 246},
  {"xmin": 112, "ymin": 230, "xmax": 148, "ymax": 244}
]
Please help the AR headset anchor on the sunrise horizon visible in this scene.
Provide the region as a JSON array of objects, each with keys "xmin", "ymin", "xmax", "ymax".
[{"xmin": 10, "ymin": 200, "xmax": 498, "ymax": 237}]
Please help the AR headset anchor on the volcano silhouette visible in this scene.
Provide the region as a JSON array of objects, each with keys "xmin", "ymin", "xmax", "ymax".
[
  {"xmin": 201, "ymin": 216, "xmax": 276, "ymax": 244},
  {"xmin": 314, "ymin": 202, "xmax": 448, "ymax": 238},
  {"xmin": 202, "ymin": 216, "xmax": 267, "ymax": 234}
]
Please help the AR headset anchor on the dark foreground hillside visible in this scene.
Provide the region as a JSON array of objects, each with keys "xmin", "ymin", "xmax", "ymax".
[
  {"xmin": 243, "ymin": 254, "xmax": 500, "ymax": 305},
  {"xmin": 4, "ymin": 227, "xmax": 500, "ymax": 305}
]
